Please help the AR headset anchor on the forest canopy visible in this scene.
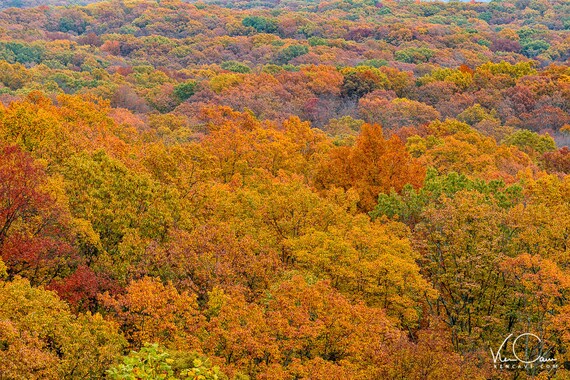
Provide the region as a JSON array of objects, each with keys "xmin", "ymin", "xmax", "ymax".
[{"xmin": 0, "ymin": 0, "xmax": 569, "ymax": 379}]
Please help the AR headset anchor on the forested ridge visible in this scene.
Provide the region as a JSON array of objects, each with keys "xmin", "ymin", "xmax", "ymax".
[{"xmin": 0, "ymin": 0, "xmax": 569, "ymax": 379}]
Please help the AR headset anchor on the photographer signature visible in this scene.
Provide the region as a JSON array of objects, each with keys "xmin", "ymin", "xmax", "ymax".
[{"xmin": 490, "ymin": 333, "xmax": 557, "ymax": 365}]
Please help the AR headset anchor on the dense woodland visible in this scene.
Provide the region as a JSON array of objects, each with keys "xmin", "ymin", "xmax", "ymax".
[{"xmin": 0, "ymin": 0, "xmax": 569, "ymax": 379}]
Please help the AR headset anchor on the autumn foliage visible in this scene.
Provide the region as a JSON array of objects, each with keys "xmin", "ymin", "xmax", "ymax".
[{"xmin": 0, "ymin": 0, "xmax": 569, "ymax": 379}]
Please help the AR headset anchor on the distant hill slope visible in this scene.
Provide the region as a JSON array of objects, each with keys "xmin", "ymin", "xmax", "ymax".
[
  {"xmin": 195, "ymin": 0, "xmax": 491, "ymax": 9},
  {"xmin": 0, "ymin": 0, "xmax": 100, "ymax": 9},
  {"xmin": 0, "ymin": 0, "xmax": 492, "ymax": 9}
]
